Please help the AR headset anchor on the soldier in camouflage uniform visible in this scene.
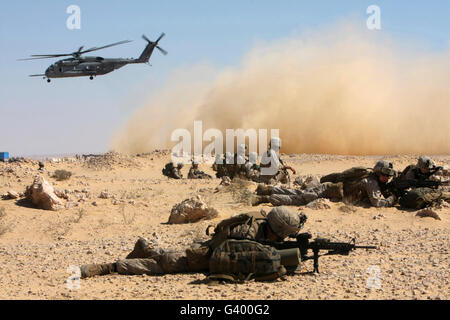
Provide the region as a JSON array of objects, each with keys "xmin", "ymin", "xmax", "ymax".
[
  {"xmin": 243, "ymin": 152, "xmax": 261, "ymax": 182},
  {"xmin": 80, "ymin": 207, "xmax": 306, "ymax": 278},
  {"xmin": 346, "ymin": 160, "xmax": 397, "ymax": 207},
  {"xmin": 188, "ymin": 161, "xmax": 212, "ymax": 179},
  {"xmin": 259, "ymin": 138, "xmax": 296, "ymax": 185},
  {"xmin": 162, "ymin": 162, "xmax": 184, "ymax": 179},
  {"xmin": 397, "ymin": 156, "xmax": 450, "ymax": 208},
  {"xmin": 251, "ymin": 181, "xmax": 344, "ymax": 206},
  {"xmin": 401, "ymin": 156, "xmax": 442, "ymax": 181}
]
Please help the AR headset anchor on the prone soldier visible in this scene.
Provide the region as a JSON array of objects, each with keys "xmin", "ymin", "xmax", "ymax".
[{"xmin": 80, "ymin": 207, "xmax": 306, "ymax": 278}]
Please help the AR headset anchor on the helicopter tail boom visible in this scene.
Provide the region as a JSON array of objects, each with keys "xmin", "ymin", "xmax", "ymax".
[{"xmin": 134, "ymin": 33, "xmax": 167, "ymax": 63}]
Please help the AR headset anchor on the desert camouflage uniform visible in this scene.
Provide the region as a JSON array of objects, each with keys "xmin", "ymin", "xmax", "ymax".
[
  {"xmin": 188, "ymin": 165, "xmax": 212, "ymax": 179},
  {"xmin": 256, "ymin": 183, "xmax": 342, "ymax": 206},
  {"xmin": 162, "ymin": 163, "xmax": 183, "ymax": 179},
  {"xmin": 401, "ymin": 156, "xmax": 447, "ymax": 184},
  {"xmin": 258, "ymin": 150, "xmax": 289, "ymax": 185},
  {"xmin": 114, "ymin": 218, "xmax": 269, "ymax": 275},
  {"xmin": 82, "ymin": 208, "xmax": 306, "ymax": 277},
  {"xmin": 346, "ymin": 174, "xmax": 396, "ymax": 208}
]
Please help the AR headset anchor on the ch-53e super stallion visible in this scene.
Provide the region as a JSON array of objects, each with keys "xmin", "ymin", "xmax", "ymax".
[{"xmin": 19, "ymin": 33, "xmax": 167, "ymax": 83}]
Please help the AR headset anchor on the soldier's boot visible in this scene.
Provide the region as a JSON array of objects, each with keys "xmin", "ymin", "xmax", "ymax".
[
  {"xmin": 320, "ymin": 182, "xmax": 344, "ymax": 200},
  {"xmin": 126, "ymin": 237, "xmax": 155, "ymax": 259},
  {"xmin": 251, "ymin": 195, "xmax": 271, "ymax": 206},
  {"xmin": 80, "ymin": 263, "xmax": 116, "ymax": 279},
  {"xmin": 256, "ymin": 184, "xmax": 274, "ymax": 195}
]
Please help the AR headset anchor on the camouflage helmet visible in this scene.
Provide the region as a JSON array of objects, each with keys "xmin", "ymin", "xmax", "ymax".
[
  {"xmin": 267, "ymin": 206, "xmax": 307, "ymax": 239},
  {"xmin": 176, "ymin": 162, "xmax": 184, "ymax": 168},
  {"xmin": 417, "ymin": 156, "xmax": 435, "ymax": 170},
  {"xmin": 373, "ymin": 160, "xmax": 395, "ymax": 176}
]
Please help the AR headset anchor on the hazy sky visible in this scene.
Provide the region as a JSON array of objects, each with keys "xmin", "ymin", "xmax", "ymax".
[{"xmin": 1, "ymin": 0, "xmax": 449, "ymax": 156}]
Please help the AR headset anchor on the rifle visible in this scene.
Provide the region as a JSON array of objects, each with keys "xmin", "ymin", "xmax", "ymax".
[
  {"xmin": 260, "ymin": 232, "xmax": 377, "ymax": 273},
  {"xmin": 386, "ymin": 178, "xmax": 447, "ymax": 198}
]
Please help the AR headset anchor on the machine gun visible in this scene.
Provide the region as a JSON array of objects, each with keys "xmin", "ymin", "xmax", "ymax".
[{"xmin": 260, "ymin": 233, "xmax": 377, "ymax": 273}]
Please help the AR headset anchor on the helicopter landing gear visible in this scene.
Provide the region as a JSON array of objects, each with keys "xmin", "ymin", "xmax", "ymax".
[{"xmin": 89, "ymin": 76, "xmax": 94, "ymax": 80}]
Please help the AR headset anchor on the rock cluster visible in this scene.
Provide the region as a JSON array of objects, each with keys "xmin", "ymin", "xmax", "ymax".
[
  {"xmin": 168, "ymin": 195, "xmax": 218, "ymax": 224},
  {"xmin": 306, "ymin": 198, "xmax": 332, "ymax": 210},
  {"xmin": 24, "ymin": 175, "xmax": 63, "ymax": 211}
]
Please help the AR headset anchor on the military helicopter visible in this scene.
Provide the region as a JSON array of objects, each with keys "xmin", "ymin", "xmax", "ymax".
[{"xmin": 19, "ymin": 33, "xmax": 167, "ymax": 82}]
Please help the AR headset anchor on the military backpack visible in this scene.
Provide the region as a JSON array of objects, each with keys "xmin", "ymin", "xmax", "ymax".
[
  {"xmin": 320, "ymin": 167, "xmax": 372, "ymax": 184},
  {"xmin": 400, "ymin": 187, "xmax": 448, "ymax": 209},
  {"xmin": 206, "ymin": 211, "xmax": 266, "ymax": 250},
  {"xmin": 208, "ymin": 239, "xmax": 286, "ymax": 282},
  {"xmin": 162, "ymin": 162, "xmax": 174, "ymax": 177}
]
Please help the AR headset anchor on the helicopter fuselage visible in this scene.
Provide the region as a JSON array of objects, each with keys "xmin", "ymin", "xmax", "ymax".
[
  {"xmin": 45, "ymin": 56, "xmax": 137, "ymax": 78},
  {"xmin": 23, "ymin": 33, "xmax": 166, "ymax": 82}
]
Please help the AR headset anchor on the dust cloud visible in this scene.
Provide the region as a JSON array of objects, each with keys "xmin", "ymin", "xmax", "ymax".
[{"xmin": 112, "ymin": 24, "xmax": 450, "ymax": 155}]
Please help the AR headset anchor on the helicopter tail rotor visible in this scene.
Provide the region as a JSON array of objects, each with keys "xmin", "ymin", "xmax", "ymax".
[{"xmin": 142, "ymin": 33, "xmax": 168, "ymax": 56}]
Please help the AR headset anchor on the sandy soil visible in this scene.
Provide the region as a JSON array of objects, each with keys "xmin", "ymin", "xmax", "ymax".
[{"xmin": 0, "ymin": 152, "xmax": 448, "ymax": 300}]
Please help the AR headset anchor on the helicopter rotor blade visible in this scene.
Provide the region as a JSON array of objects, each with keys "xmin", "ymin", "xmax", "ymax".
[
  {"xmin": 156, "ymin": 46, "xmax": 168, "ymax": 55},
  {"xmin": 142, "ymin": 34, "xmax": 151, "ymax": 43},
  {"xmin": 18, "ymin": 56, "xmax": 68, "ymax": 61},
  {"xmin": 19, "ymin": 38, "xmax": 132, "ymax": 61},
  {"xmin": 155, "ymin": 32, "xmax": 165, "ymax": 43},
  {"xmin": 79, "ymin": 40, "xmax": 132, "ymax": 55},
  {"xmin": 142, "ymin": 33, "xmax": 167, "ymax": 55},
  {"xmin": 30, "ymin": 54, "xmax": 72, "ymax": 57}
]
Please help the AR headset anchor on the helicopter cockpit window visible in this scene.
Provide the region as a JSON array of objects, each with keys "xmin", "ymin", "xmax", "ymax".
[{"xmin": 96, "ymin": 57, "xmax": 104, "ymax": 61}]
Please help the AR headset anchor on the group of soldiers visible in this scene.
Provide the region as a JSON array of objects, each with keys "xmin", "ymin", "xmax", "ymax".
[
  {"xmin": 80, "ymin": 138, "xmax": 449, "ymax": 280},
  {"xmin": 163, "ymin": 138, "xmax": 295, "ymax": 184},
  {"xmin": 162, "ymin": 161, "xmax": 212, "ymax": 180},
  {"xmin": 252, "ymin": 155, "xmax": 449, "ymax": 210}
]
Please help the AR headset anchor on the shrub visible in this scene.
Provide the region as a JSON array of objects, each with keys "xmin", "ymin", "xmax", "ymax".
[{"xmin": 53, "ymin": 170, "xmax": 72, "ymax": 181}]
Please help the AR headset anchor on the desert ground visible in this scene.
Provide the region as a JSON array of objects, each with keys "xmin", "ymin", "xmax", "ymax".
[{"xmin": 0, "ymin": 151, "xmax": 448, "ymax": 300}]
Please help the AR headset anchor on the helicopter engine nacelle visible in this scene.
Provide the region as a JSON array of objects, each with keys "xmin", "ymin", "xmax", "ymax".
[{"xmin": 61, "ymin": 60, "xmax": 79, "ymax": 66}]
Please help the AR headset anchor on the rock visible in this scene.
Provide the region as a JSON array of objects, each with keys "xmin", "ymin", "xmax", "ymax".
[
  {"xmin": 2, "ymin": 190, "xmax": 19, "ymax": 200},
  {"xmin": 99, "ymin": 191, "xmax": 113, "ymax": 199},
  {"xmin": 416, "ymin": 209, "xmax": 441, "ymax": 221},
  {"xmin": 54, "ymin": 189, "xmax": 69, "ymax": 200},
  {"xmin": 306, "ymin": 198, "xmax": 332, "ymax": 210},
  {"xmin": 25, "ymin": 175, "xmax": 63, "ymax": 211},
  {"xmin": 168, "ymin": 195, "xmax": 219, "ymax": 224},
  {"xmin": 92, "ymin": 201, "xmax": 98, "ymax": 206}
]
